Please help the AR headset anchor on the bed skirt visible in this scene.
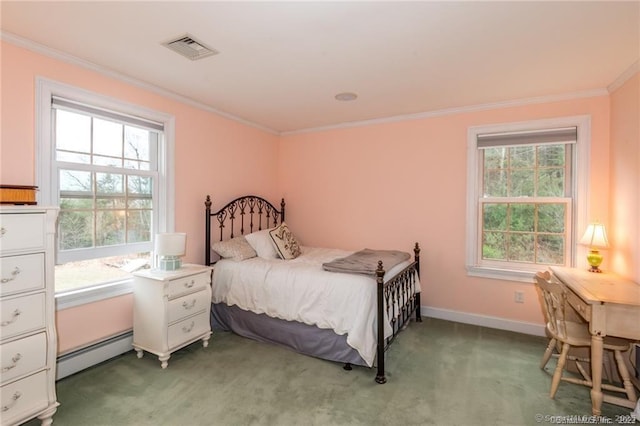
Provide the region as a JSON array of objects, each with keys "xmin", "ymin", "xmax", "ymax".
[{"xmin": 210, "ymin": 303, "xmax": 367, "ymax": 367}]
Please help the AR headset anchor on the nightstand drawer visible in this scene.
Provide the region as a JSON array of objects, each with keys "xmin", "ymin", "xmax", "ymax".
[
  {"xmin": 167, "ymin": 312, "xmax": 210, "ymax": 349},
  {"xmin": 167, "ymin": 290, "xmax": 209, "ymax": 323},
  {"xmin": 0, "ymin": 213, "xmax": 45, "ymax": 254},
  {"xmin": 0, "ymin": 294, "xmax": 46, "ymax": 341},
  {"xmin": 1, "ymin": 332, "xmax": 47, "ymax": 384},
  {"xmin": 167, "ymin": 272, "xmax": 209, "ymax": 299},
  {"xmin": 0, "ymin": 254, "xmax": 45, "ymax": 297},
  {"xmin": 0, "ymin": 370, "xmax": 49, "ymax": 425}
]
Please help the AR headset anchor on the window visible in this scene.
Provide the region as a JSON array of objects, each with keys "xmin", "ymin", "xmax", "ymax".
[
  {"xmin": 37, "ymin": 78, "xmax": 175, "ymax": 308},
  {"xmin": 466, "ymin": 116, "xmax": 590, "ymax": 282}
]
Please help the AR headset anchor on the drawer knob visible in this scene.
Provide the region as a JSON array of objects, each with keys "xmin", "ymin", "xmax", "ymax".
[
  {"xmin": 1, "ymin": 267, "xmax": 21, "ymax": 284},
  {"xmin": 1, "ymin": 309, "xmax": 22, "ymax": 327},
  {"xmin": 0, "ymin": 227, "xmax": 5, "ymax": 237},
  {"xmin": 182, "ymin": 299, "xmax": 197, "ymax": 310},
  {"xmin": 182, "ymin": 321, "xmax": 195, "ymax": 333},
  {"xmin": 2, "ymin": 353, "xmax": 22, "ymax": 372},
  {"xmin": 1, "ymin": 391, "xmax": 22, "ymax": 412},
  {"xmin": 184, "ymin": 280, "xmax": 195, "ymax": 288}
]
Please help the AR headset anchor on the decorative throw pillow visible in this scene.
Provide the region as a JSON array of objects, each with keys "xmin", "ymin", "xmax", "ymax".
[
  {"xmin": 269, "ymin": 222, "xmax": 301, "ymax": 260},
  {"xmin": 245, "ymin": 229, "xmax": 279, "ymax": 259},
  {"xmin": 211, "ymin": 236, "xmax": 257, "ymax": 262}
]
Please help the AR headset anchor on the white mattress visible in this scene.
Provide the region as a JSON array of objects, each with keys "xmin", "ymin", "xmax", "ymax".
[{"xmin": 211, "ymin": 246, "xmax": 420, "ymax": 367}]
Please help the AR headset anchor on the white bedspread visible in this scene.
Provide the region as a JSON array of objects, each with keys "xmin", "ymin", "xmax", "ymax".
[{"xmin": 211, "ymin": 246, "xmax": 420, "ymax": 367}]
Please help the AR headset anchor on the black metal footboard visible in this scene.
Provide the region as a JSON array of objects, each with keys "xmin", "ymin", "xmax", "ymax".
[{"xmin": 375, "ymin": 242, "xmax": 421, "ymax": 384}]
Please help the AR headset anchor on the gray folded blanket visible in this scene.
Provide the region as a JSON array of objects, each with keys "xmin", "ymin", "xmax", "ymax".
[{"xmin": 322, "ymin": 248, "xmax": 411, "ymax": 276}]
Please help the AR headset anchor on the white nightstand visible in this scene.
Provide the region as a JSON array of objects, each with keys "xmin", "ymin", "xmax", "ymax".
[{"xmin": 132, "ymin": 264, "xmax": 212, "ymax": 369}]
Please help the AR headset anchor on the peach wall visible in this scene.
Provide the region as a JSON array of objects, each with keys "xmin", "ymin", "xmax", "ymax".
[
  {"xmin": 1, "ymin": 41, "xmax": 280, "ymax": 352},
  {"xmin": 609, "ymin": 72, "xmax": 640, "ymax": 282},
  {"xmin": 279, "ymin": 96, "xmax": 611, "ymax": 326}
]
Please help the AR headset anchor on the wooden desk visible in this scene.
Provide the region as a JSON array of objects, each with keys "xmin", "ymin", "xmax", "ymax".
[{"xmin": 550, "ymin": 266, "xmax": 640, "ymax": 415}]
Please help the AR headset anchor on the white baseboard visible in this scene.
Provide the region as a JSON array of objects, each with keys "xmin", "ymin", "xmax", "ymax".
[
  {"xmin": 56, "ymin": 331, "xmax": 133, "ymax": 380},
  {"xmin": 421, "ymin": 306, "xmax": 546, "ymax": 337}
]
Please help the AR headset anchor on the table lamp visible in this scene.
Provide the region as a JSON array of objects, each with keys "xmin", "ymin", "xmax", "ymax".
[
  {"xmin": 155, "ymin": 233, "xmax": 186, "ymax": 271},
  {"xmin": 579, "ymin": 223, "xmax": 609, "ymax": 273}
]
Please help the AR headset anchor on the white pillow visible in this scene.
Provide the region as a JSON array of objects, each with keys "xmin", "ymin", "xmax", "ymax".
[
  {"xmin": 269, "ymin": 222, "xmax": 301, "ymax": 260},
  {"xmin": 245, "ymin": 229, "xmax": 279, "ymax": 259},
  {"xmin": 211, "ymin": 236, "xmax": 257, "ymax": 262}
]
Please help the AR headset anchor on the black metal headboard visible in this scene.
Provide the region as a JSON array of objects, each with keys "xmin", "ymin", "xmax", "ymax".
[{"xmin": 205, "ymin": 195, "xmax": 285, "ymax": 265}]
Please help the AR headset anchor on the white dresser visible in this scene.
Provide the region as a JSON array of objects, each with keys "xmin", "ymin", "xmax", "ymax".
[
  {"xmin": 0, "ymin": 206, "xmax": 58, "ymax": 426},
  {"xmin": 132, "ymin": 264, "xmax": 212, "ymax": 368}
]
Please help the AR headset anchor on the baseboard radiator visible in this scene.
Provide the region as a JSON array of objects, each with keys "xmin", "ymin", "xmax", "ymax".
[{"xmin": 56, "ymin": 331, "xmax": 133, "ymax": 380}]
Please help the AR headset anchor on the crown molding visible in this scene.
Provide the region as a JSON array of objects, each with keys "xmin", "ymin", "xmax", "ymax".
[
  {"xmin": 281, "ymin": 88, "xmax": 608, "ymax": 136},
  {"xmin": 607, "ymin": 60, "xmax": 640, "ymax": 93},
  {"xmin": 2, "ymin": 31, "xmax": 618, "ymax": 138},
  {"xmin": 0, "ymin": 31, "xmax": 279, "ymax": 136}
]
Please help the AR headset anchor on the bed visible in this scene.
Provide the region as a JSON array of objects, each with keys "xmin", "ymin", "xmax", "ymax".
[{"xmin": 204, "ymin": 194, "xmax": 421, "ymax": 383}]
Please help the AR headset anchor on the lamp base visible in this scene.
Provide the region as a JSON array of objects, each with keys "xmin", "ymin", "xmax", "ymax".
[
  {"xmin": 159, "ymin": 256, "xmax": 182, "ymax": 271},
  {"xmin": 586, "ymin": 249, "xmax": 603, "ymax": 273}
]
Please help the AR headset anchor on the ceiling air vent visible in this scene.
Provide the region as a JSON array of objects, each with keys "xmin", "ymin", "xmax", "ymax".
[{"xmin": 162, "ymin": 34, "xmax": 219, "ymax": 61}]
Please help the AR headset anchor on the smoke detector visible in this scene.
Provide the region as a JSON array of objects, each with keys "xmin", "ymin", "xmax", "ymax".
[{"xmin": 162, "ymin": 34, "xmax": 218, "ymax": 61}]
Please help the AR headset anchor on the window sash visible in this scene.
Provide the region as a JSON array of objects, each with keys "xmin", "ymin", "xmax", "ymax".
[
  {"xmin": 52, "ymin": 100, "xmax": 161, "ymax": 263},
  {"xmin": 466, "ymin": 116, "xmax": 590, "ymax": 282}
]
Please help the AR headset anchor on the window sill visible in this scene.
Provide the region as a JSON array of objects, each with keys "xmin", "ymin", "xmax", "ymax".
[
  {"xmin": 55, "ymin": 279, "xmax": 133, "ymax": 310},
  {"xmin": 466, "ymin": 266, "xmax": 538, "ymax": 283}
]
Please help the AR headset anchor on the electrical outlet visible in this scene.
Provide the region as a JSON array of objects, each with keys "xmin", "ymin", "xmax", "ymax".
[{"xmin": 514, "ymin": 291, "xmax": 524, "ymax": 303}]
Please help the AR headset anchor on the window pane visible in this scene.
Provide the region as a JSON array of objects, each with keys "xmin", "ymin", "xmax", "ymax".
[
  {"xmin": 96, "ymin": 210, "xmax": 125, "ymax": 246},
  {"xmin": 538, "ymin": 145, "xmax": 565, "ymax": 167},
  {"xmin": 509, "ymin": 169, "xmax": 535, "ymax": 197},
  {"xmin": 93, "ymin": 155, "xmax": 122, "ymax": 168},
  {"xmin": 54, "ymin": 253, "xmax": 150, "ymax": 292},
  {"xmin": 510, "ymin": 146, "xmax": 535, "ymax": 168},
  {"xmin": 484, "ymin": 170, "xmax": 507, "ymax": 197},
  {"xmin": 58, "ymin": 210, "xmax": 93, "ymax": 250},
  {"xmin": 124, "ymin": 126, "xmax": 151, "ymax": 162},
  {"xmin": 60, "ymin": 196, "xmax": 93, "ymax": 210},
  {"xmin": 483, "ymin": 203, "xmax": 507, "ymax": 230},
  {"xmin": 536, "ymin": 234, "xmax": 565, "ymax": 265},
  {"xmin": 128, "ymin": 176, "xmax": 152, "ymax": 195},
  {"xmin": 96, "ymin": 173, "xmax": 124, "ymax": 195},
  {"xmin": 57, "ymin": 151, "xmax": 90, "ymax": 164},
  {"xmin": 537, "ymin": 168, "xmax": 564, "ymax": 197},
  {"xmin": 127, "ymin": 210, "xmax": 152, "ymax": 243},
  {"xmin": 93, "ymin": 118, "xmax": 123, "ymax": 158},
  {"xmin": 56, "ymin": 110, "xmax": 91, "ymax": 153},
  {"xmin": 484, "ymin": 148, "xmax": 507, "ymax": 169},
  {"xmin": 60, "ymin": 169, "xmax": 92, "ymax": 192},
  {"xmin": 537, "ymin": 204, "xmax": 565, "ymax": 233},
  {"xmin": 508, "ymin": 233, "xmax": 535, "ymax": 262},
  {"xmin": 509, "ymin": 204, "xmax": 535, "ymax": 232},
  {"xmin": 482, "ymin": 231, "xmax": 506, "ymax": 260}
]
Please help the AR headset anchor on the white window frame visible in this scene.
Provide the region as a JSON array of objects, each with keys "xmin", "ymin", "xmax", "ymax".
[
  {"xmin": 465, "ymin": 115, "xmax": 590, "ymax": 282},
  {"xmin": 36, "ymin": 77, "xmax": 175, "ymax": 309}
]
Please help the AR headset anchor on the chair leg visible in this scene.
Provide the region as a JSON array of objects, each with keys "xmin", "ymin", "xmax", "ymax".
[
  {"xmin": 550, "ymin": 343, "xmax": 571, "ymax": 399},
  {"xmin": 613, "ymin": 349, "xmax": 638, "ymax": 403},
  {"xmin": 541, "ymin": 338, "xmax": 557, "ymax": 369}
]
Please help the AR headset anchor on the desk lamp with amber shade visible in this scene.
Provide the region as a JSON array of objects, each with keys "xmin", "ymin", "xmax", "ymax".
[{"xmin": 579, "ymin": 223, "xmax": 609, "ymax": 273}]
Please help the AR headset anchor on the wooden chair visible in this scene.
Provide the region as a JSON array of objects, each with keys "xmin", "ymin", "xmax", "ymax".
[{"xmin": 534, "ymin": 271, "xmax": 637, "ymax": 402}]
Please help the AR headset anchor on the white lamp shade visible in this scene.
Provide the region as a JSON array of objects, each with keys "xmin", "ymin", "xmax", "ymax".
[
  {"xmin": 155, "ymin": 233, "xmax": 187, "ymax": 256},
  {"xmin": 579, "ymin": 223, "xmax": 609, "ymax": 249}
]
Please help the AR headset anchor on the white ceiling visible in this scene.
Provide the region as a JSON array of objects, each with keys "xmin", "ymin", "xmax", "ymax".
[{"xmin": 2, "ymin": 1, "xmax": 638, "ymax": 134}]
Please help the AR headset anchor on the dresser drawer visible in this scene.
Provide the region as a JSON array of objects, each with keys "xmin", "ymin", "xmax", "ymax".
[
  {"xmin": 0, "ymin": 254, "xmax": 45, "ymax": 297},
  {"xmin": 167, "ymin": 272, "xmax": 210, "ymax": 299},
  {"xmin": 1, "ymin": 333, "xmax": 47, "ymax": 384},
  {"xmin": 167, "ymin": 312, "xmax": 210, "ymax": 350},
  {"xmin": 0, "ymin": 294, "xmax": 46, "ymax": 341},
  {"xmin": 0, "ymin": 213, "xmax": 46, "ymax": 254},
  {"xmin": 167, "ymin": 289, "xmax": 209, "ymax": 323},
  {"xmin": 0, "ymin": 370, "xmax": 49, "ymax": 425}
]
